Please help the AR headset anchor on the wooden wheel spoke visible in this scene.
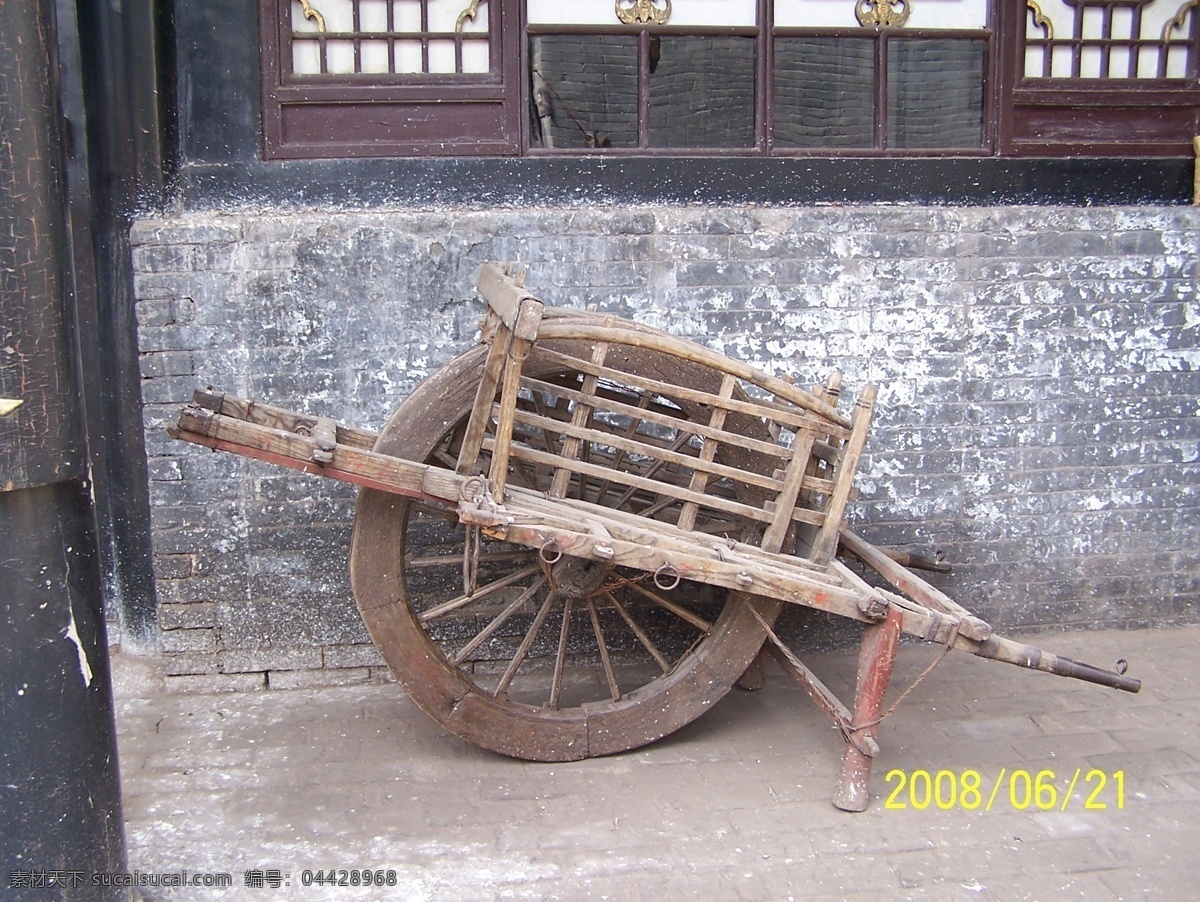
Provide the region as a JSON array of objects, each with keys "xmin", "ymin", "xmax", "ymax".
[
  {"xmin": 548, "ymin": 596, "xmax": 574, "ymax": 710},
  {"xmin": 605, "ymin": 591, "xmax": 671, "ymax": 673},
  {"xmin": 418, "ymin": 563, "xmax": 542, "ymax": 623},
  {"xmin": 494, "ymin": 589, "xmax": 560, "ymax": 698},
  {"xmin": 587, "ymin": 596, "xmax": 621, "ymax": 701},
  {"xmin": 451, "ymin": 576, "xmax": 548, "ymax": 666},
  {"xmin": 604, "ymin": 592, "xmax": 672, "ymax": 671},
  {"xmin": 627, "ymin": 580, "xmax": 712, "ymax": 632}
]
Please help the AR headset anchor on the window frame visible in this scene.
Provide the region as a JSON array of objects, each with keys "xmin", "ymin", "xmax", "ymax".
[
  {"xmin": 997, "ymin": 0, "xmax": 1200, "ymax": 155},
  {"xmin": 259, "ymin": 0, "xmax": 1200, "ymax": 160},
  {"xmin": 260, "ymin": 0, "xmax": 522, "ymax": 158}
]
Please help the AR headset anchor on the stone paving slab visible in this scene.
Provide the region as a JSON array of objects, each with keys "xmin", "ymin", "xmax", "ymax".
[{"xmin": 113, "ymin": 626, "xmax": 1199, "ymax": 900}]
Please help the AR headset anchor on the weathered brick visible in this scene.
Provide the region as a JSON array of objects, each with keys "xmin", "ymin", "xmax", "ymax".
[
  {"xmin": 163, "ymin": 652, "xmax": 219, "ymax": 676},
  {"xmin": 221, "ymin": 647, "xmax": 323, "ymax": 673},
  {"xmin": 323, "ymin": 644, "xmax": 385, "ymax": 669},
  {"xmin": 267, "ymin": 667, "xmax": 371, "ymax": 690},
  {"xmin": 158, "ymin": 601, "xmax": 213, "ymax": 629},
  {"xmin": 160, "ymin": 628, "xmax": 218, "ymax": 654},
  {"xmin": 165, "ymin": 672, "xmax": 266, "ymax": 694}
]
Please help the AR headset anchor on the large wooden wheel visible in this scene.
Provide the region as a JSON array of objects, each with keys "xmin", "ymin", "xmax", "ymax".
[{"xmin": 350, "ymin": 337, "xmax": 782, "ymax": 761}]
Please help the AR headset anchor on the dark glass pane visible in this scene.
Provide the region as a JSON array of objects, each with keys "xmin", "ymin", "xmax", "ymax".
[
  {"xmin": 774, "ymin": 38, "xmax": 876, "ymax": 149},
  {"xmin": 648, "ymin": 36, "xmax": 756, "ymax": 148},
  {"xmin": 887, "ymin": 39, "xmax": 985, "ymax": 149},
  {"xmin": 529, "ymin": 36, "xmax": 638, "ymax": 149}
]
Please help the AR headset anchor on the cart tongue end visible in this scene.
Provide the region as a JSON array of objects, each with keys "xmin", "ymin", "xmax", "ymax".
[{"xmin": 974, "ymin": 635, "xmax": 1141, "ymax": 693}]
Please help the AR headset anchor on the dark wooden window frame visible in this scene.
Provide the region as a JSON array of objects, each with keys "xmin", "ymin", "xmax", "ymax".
[
  {"xmin": 260, "ymin": 0, "xmax": 1200, "ymax": 160},
  {"xmin": 997, "ymin": 0, "xmax": 1200, "ymax": 155},
  {"xmin": 260, "ymin": 0, "xmax": 522, "ymax": 158}
]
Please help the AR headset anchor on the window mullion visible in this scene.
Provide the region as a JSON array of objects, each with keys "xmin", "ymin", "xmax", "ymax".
[
  {"xmin": 639, "ymin": 28, "xmax": 651, "ymax": 149},
  {"xmin": 760, "ymin": 0, "xmax": 773, "ymax": 153},
  {"xmin": 877, "ymin": 31, "xmax": 888, "ymax": 151}
]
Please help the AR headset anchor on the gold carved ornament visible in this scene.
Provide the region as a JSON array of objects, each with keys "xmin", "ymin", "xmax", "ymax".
[
  {"xmin": 297, "ymin": 0, "xmax": 326, "ymax": 32},
  {"xmin": 855, "ymin": 0, "xmax": 910, "ymax": 28},
  {"xmin": 1026, "ymin": 1, "xmax": 1053, "ymax": 39},
  {"xmin": 457, "ymin": 0, "xmax": 486, "ymax": 33},
  {"xmin": 616, "ymin": 0, "xmax": 672, "ymax": 26}
]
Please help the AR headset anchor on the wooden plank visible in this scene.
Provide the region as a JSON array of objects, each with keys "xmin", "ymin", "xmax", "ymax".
[
  {"xmin": 760, "ymin": 429, "xmax": 819, "ymax": 554},
  {"xmin": 536, "ymin": 322, "xmax": 851, "ymax": 428},
  {"xmin": 474, "ymin": 263, "xmax": 545, "ymax": 340},
  {"xmin": 173, "ymin": 406, "xmax": 463, "ymax": 504},
  {"xmin": 488, "ymin": 332, "xmax": 534, "ymax": 500},
  {"xmin": 809, "ymin": 384, "xmax": 876, "ymax": 565},
  {"xmin": 550, "ymin": 342, "xmax": 609, "ymax": 498},
  {"xmin": 457, "ymin": 310, "xmax": 511, "ymax": 476},
  {"xmin": 533, "ymin": 346, "xmax": 852, "ymax": 440},
  {"xmin": 193, "ymin": 389, "xmax": 379, "ymax": 451},
  {"xmin": 678, "ymin": 373, "xmax": 736, "ymax": 533},
  {"xmin": 507, "ymin": 485, "xmax": 835, "ymax": 581}
]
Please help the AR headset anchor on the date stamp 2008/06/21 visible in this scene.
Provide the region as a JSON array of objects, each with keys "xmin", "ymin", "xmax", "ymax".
[{"xmin": 883, "ymin": 768, "xmax": 1126, "ymax": 811}]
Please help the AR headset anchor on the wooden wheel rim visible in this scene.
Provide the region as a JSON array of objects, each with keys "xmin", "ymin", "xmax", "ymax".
[{"xmin": 350, "ymin": 341, "xmax": 781, "ymax": 761}]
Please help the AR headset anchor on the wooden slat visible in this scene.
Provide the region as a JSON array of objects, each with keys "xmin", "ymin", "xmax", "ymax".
[
  {"xmin": 677, "ymin": 373, "xmax": 736, "ymax": 533},
  {"xmin": 810, "ymin": 384, "xmax": 876, "ymax": 565},
  {"xmin": 761, "ymin": 432, "xmax": 818, "ymax": 554},
  {"xmin": 535, "ymin": 322, "xmax": 851, "ymax": 428},
  {"xmin": 172, "ymin": 406, "xmax": 462, "ymax": 504},
  {"xmin": 457, "ymin": 310, "xmax": 510, "ymax": 476},
  {"xmin": 485, "ymin": 437, "xmax": 828, "ymax": 528},
  {"xmin": 533, "ymin": 346, "xmax": 852, "ymax": 440},
  {"xmin": 489, "ymin": 332, "xmax": 534, "ymax": 500},
  {"xmin": 193, "ymin": 390, "xmax": 379, "ymax": 451},
  {"xmin": 522, "ymin": 375, "xmax": 793, "ymax": 463},
  {"xmin": 550, "ymin": 342, "xmax": 608, "ymax": 498}
]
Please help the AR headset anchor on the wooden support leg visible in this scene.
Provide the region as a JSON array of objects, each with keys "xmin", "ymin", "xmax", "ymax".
[
  {"xmin": 833, "ymin": 606, "xmax": 902, "ymax": 812},
  {"xmin": 735, "ymin": 642, "xmax": 770, "ymax": 691}
]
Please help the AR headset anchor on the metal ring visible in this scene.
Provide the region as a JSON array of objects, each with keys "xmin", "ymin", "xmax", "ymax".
[
  {"xmin": 1115, "ymin": 658, "xmax": 1128, "ymax": 676},
  {"xmin": 540, "ymin": 541, "xmax": 562, "ymax": 564},
  {"xmin": 654, "ymin": 563, "xmax": 681, "ymax": 591},
  {"xmin": 459, "ymin": 475, "xmax": 487, "ymax": 503}
]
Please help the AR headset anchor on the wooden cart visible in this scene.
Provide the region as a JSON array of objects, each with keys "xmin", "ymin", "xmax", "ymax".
[{"xmin": 171, "ymin": 263, "xmax": 1140, "ymax": 811}]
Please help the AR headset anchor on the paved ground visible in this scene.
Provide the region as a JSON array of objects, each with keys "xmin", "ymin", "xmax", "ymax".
[{"xmin": 113, "ymin": 625, "xmax": 1199, "ymax": 900}]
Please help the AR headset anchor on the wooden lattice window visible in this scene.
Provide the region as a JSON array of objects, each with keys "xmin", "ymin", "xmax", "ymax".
[
  {"xmin": 288, "ymin": 0, "xmax": 492, "ymax": 76},
  {"xmin": 261, "ymin": 0, "xmax": 521, "ymax": 158},
  {"xmin": 1024, "ymin": 0, "xmax": 1198, "ymax": 78},
  {"xmin": 259, "ymin": 0, "xmax": 1200, "ymax": 159},
  {"xmin": 1003, "ymin": 0, "xmax": 1199, "ymax": 154}
]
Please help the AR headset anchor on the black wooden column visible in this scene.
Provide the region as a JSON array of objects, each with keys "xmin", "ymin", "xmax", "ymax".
[{"xmin": 0, "ymin": 0, "xmax": 128, "ymax": 896}]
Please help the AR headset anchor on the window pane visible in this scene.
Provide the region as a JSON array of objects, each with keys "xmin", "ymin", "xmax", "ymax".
[
  {"xmin": 887, "ymin": 39, "xmax": 985, "ymax": 150},
  {"xmin": 529, "ymin": 36, "xmax": 639, "ymax": 149},
  {"xmin": 774, "ymin": 38, "xmax": 875, "ymax": 149},
  {"xmin": 648, "ymin": 36, "xmax": 756, "ymax": 148}
]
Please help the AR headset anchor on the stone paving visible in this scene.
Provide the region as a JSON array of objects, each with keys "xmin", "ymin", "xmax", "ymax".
[{"xmin": 113, "ymin": 625, "xmax": 1200, "ymax": 900}]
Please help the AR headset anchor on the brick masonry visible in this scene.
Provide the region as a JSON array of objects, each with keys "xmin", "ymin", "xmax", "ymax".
[{"xmin": 130, "ymin": 205, "xmax": 1200, "ymax": 690}]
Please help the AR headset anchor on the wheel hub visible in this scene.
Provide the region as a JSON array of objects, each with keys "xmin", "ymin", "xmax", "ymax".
[{"xmin": 549, "ymin": 555, "xmax": 612, "ymax": 600}]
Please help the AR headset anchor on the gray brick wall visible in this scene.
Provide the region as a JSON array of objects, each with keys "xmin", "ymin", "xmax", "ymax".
[{"xmin": 130, "ymin": 205, "xmax": 1200, "ymax": 690}]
